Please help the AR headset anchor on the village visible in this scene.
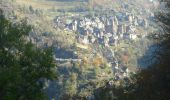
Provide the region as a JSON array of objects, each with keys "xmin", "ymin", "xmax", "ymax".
[
  {"xmin": 48, "ymin": 3, "xmax": 158, "ymax": 82},
  {"xmin": 53, "ymin": 10, "xmax": 152, "ymax": 47},
  {"xmin": 28, "ymin": 1, "xmax": 158, "ymax": 97},
  {"xmin": 1, "ymin": 0, "xmax": 163, "ymax": 99}
]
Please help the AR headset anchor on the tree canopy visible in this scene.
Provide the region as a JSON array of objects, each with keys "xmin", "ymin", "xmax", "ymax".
[{"xmin": 0, "ymin": 10, "xmax": 56, "ymax": 100}]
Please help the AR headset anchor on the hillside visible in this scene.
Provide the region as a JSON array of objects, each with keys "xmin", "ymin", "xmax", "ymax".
[{"xmin": 0, "ymin": 0, "xmax": 159, "ymax": 99}]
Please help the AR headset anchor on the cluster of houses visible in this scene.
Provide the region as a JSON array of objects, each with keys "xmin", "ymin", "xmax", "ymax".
[
  {"xmin": 104, "ymin": 48, "xmax": 131, "ymax": 81},
  {"xmin": 52, "ymin": 10, "xmax": 152, "ymax": 84},
  {"xmin": 54, "ymin": 12, "xmax": 149, "ymax": 47},
  {"xmin": 111, "ymin": 59, "xmax": 130, "ymax": 81}
]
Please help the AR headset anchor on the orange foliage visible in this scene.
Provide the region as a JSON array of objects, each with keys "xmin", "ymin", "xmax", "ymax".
[
  {"xmin": 121, "ymin": 55, "xmax": 129, "ymax": 64},
  {"xmin": 93, "ymin": 57, "xmax": 104, "ymax": 67}
]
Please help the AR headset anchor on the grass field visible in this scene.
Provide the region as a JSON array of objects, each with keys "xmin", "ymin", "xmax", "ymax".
[
  {"xmin": 14, "ymin": 0, "xmax": 89, "ymax": 19},
  {"xmin": 15, "ymin": 0, "xmax": 86, "ymax": 11}
]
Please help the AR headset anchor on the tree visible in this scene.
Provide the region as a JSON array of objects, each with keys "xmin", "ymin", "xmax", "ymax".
[
  {"xmin": 61, "ymin": 73, "xmax": 78, "ymax": 99},
  {"xmin": 29, "ymin": 5, "xmax": 34, "ymax": 14},
  {"xmin": 0, "ymin": 10, "xmax": 56, "ymax": 100}
]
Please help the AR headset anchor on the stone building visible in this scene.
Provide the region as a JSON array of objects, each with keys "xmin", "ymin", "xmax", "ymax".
[
  {"xmin": 128, "ymin": 14, "xmax": 133, "ymax": 23},
  {"xmin": 143, "ymin": 19, "xmax": 148, "ymax": 28},
  {"xmin": 117, "ymin": 24, "xmax": 125, "ymax": 35},
  {"xmin": 111, "ymin": 18, "xmax": 118, "ymax": 34},
  {"xmin": 114, "ymin": 16, "xmax": 119, "ymax": 26},
  {"xmin": 72, "ymin": 20, "xmax": 78, "ymax": 31}
]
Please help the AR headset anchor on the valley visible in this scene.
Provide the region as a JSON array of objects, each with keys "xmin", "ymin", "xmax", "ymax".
[{"xmin": 0, "ymin": 0, "xmax": 159, "ymax": 99}]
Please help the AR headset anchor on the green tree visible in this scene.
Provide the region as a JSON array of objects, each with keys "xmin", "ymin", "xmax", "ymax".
[{"xmin": 0, "ymin": 10, "xmax": 56, "ymax": 100}]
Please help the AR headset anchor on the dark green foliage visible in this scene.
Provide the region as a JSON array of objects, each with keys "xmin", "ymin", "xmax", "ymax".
[
  {"xmin": 29, "ymin": 5, "xmax": 34, "ymax": 14},
  {"xmin": 0, "ymin": 10, "xmax": 56, "ymax": 100}
]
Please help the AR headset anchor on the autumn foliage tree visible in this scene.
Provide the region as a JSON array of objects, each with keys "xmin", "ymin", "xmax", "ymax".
[{"xmin": 93, "ymin": 57, "xmax": 104, "ymax": 67}]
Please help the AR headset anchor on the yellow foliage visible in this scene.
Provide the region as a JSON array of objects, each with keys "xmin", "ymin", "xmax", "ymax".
[
  {"xmin": 93, "ymin": 57, "xmax": 104, "ymax": 67},
  {"xmin": 82, "ymin": 57, "xmax": 88, "ymax": 66}
]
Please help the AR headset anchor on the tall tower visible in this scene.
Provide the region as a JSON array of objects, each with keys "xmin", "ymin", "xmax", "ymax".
[
  {"xmin": 72, "ymin": 20, "xmax": 77, "ymax": 31},
  {"xmin": 111, "ymin": 19, "xmax": 118, "ymax": 34},
  {"xmin": 114, "ymin": 16, "xmax": 119, "ymax": 26}
]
